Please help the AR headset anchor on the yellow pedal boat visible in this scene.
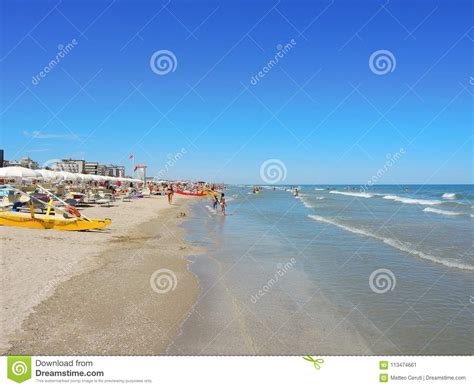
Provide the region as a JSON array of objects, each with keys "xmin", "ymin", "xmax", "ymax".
[{"xmin": 0, "ymin": 211, "xmax": 112, "ymax": 231}]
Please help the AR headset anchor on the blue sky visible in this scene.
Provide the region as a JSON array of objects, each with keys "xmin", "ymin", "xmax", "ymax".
[{"xmin": 1, "ymin": 0, "xmax": 473, "ymax": 184}]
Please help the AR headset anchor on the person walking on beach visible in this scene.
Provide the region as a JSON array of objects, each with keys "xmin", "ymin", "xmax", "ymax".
[
  {"xmin": 167, "ymin": 185, "xmax": 174, "ymax": 205},
  {"xmin": 220, "ymin": 193, "xmax": 226, "ymax": 215}
]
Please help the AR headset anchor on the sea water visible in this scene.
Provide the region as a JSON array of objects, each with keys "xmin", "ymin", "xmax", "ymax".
[{"xmin": 170, "ymin": 185, "xmax": 474, "ymax": 355}]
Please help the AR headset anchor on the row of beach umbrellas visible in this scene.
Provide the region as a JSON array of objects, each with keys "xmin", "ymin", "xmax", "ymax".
[{"xmin": 0, "ymin": 166, "xmax": 143, "ymax": 184}]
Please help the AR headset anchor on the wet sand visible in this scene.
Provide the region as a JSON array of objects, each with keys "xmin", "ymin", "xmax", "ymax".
[{"xmin": 1, "ymin": 196, "xmax": 201, "ymax": 355}]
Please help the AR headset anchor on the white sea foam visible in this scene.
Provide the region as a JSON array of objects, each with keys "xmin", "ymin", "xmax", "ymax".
[
  {"xmin": 308, "ymin": 214, "xmax": 474, "ymax": 271},
  {"xmin": 330, "ymin": 190, "xmax": 374, "ymax": 198},
  {"xmin": 423, "ymin": 207, "xmax": 468, "ymax": 217},
  {"xmin": 297, "ymin": 196, "xmax": 313, "ymax": 208},
  {"xmin": 383, "ymin": 195, "xmax": 441, "ymax": 206},
  {"xmin": 315, "ymin": 188, "xmax": 325, "ymax": 191},
  {"xmin": 442, "ymin": 193, "xmax": 456, "ymax": 199},
  {"xmin": 205, "ymin": 205, "xmax": 217, "ymax": 214},
  {"xmin": 297, "ymin": 194, "xmax": 326, "ymax": 208}
]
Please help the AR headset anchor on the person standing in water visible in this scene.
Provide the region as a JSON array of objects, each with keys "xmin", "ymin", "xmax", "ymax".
[
  {"xmin": 212, "ymin": 194, "xmax": 219, "ymax": 210},
  {"xmin": 167, "ymin": 185, "xmax": 174, "ymax": 205},
  {"xmin": 220, "ymin": 193, "xmax": 226, "ymax": 215}
]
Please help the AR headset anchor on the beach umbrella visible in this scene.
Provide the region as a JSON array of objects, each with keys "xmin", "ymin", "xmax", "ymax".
[
  {"xmin": 56, "ymin": 171, "xmax": 78, "ymax": 182},
  {"xmin": 36, "ymin": 169, "xmax": 61, "ymax": 182},
  {"xmin": 78, "ymin": 173, "xmax": 94, "ymax": 182},
  {"xmin": 0, "ymin": 166, "xmax": 41, "ymax": 184},
  {"xmin": 72, "ymin": 172, "xmax": 85, "ymax": 182}
]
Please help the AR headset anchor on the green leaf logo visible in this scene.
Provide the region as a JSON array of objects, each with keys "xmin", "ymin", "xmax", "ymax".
[
  {"xmin": 303, "ymin": 355, "xmax": 324, "ymax": 370},
  {"xmin": 7, "ymin": 356, "xmax": 32, "ymax": 383}
]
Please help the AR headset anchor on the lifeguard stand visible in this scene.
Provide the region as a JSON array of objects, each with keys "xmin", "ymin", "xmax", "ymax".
[{"xmin": 134, "ymin": 164, "xmax": 147, "ymax": 184}]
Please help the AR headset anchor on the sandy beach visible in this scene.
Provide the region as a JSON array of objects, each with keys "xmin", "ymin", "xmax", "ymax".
[{"xmin": 0, "ymin": 196, "xmax": 201, "ymax": 355}]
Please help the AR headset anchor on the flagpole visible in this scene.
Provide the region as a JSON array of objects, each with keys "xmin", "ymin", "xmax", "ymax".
[{"xmin": 129, "ymin": 154, "xmax": 134, "ymax": 178}]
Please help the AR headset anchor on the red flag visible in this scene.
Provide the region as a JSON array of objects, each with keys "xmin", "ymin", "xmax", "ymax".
[{"xmin": 129, "ymin": 154, "xmax": 134, "ymax": 159}]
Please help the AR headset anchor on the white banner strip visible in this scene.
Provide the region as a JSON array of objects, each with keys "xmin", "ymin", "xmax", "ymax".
[{"xmin": 1, "ymin": 356, "xmax": 471, "ymax": 387}]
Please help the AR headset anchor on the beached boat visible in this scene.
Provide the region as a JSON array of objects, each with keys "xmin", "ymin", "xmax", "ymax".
[
  {"xmin": 0, "ymin": 185, "xmax": 112, "ymax": 231},
  {"xmin": 175, "ymin": 190, "xmax": 217, "ymax": 197},
  {"xmin": 0, "ymin": 211, "xmax": 111, "ymax": 231}
]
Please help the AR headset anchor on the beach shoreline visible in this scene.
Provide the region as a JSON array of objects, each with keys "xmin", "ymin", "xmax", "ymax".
[
  {"xmin": 1, "ymin": 195, "xmax": 203, "ymax": 355},
  {"xmin": 166, "ymin": 200, "xmax": 383, "ymax": 355}
]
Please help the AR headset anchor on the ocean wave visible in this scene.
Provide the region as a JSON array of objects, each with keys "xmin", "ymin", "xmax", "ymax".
[
  {"xmin": 441, "ymin": 193, "xmax": 457, "ymax": 199},
  {"xmin": 297, "ymin": 196, "xmax": 313, "ymax": 208},
  {"xmin": 423, "ymin": 207, "xmax": 471, "ymax": 218},
  {"xmin": 314, "ymin": 188, "xmax": 325, "ymax": 191},
  {"xmin": 383, "ymin": 195, "xmax": 441, "ymax": 206},
  {"xmin": 330, "ymin": 190, "xmax": 374, "ymax": 198},
  {"xmin": 439, "ymin": 200, "xmax": 471, "ymax": 208},
  {"xmin": 308, "ymin": 214, "xmax": 474, "ymax": 271}
]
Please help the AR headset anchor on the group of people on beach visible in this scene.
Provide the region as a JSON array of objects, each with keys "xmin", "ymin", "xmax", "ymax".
[
  {"xmin": 162, "ymin": 182, "xmax": 227, "ymax": 215},
  {"xmin": 211, "ymin": 192, "xmax": 226, "ymax": 215}
]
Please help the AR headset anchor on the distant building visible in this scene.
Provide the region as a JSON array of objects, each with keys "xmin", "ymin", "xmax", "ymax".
[
  {"xmin": 84, "ymin": 162, "xmax": 99, "ymax": 175},
  {"xmin": 97, "ymin": 164, "xmax": 107, "ymax": 176},
  {"xmin": 106, "ymin": 164, "xmax": 125, "ymax": 177},
  {"xmin": 84, "ymin": 162, "xmax": 124, "ymax": 176},
  {"xmin": 55, "ymin": 159, "xmax": 85, "ymax": 173},
  {"xmin": 0, "ymin": 149, "xmax": 4, "ymax": 167},
  {"xmin": 6, "ymin": 157, "xmax": 39, "ymax": 169}
]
